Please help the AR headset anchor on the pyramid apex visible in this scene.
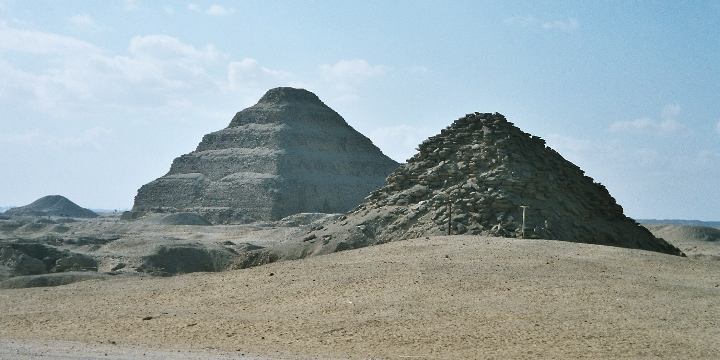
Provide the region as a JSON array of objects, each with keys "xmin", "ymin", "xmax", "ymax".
[{"xmin": 258, "ymin": 87, "xmax": 322, "ymax": 105}]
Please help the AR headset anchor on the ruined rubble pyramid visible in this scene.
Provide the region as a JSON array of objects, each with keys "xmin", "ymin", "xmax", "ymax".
[
  {"xmin": 5, "ymin": 195, "xmax": 98, "ymax": 218},
  {"xmin": 132, "ymin": 87, "xmax": 399, "ymax": 223},
  {"xmin": 308, "ymin": 112, "xmax": 683, "ymax": 256}
]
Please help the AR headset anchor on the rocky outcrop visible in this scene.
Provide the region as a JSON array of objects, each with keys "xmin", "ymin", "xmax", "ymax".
[
  {"xmin": 137, "ymin": 244, "xmax": 238, "ymax": 276},
  {"xmin": 132, "ymin": 87, "xmax": 398, "ymax": 224},
  {"xmin": 298, "ymin": 112, "xmax": 683, "ymax": 256},
  {"xmin": 4, "ymin": 195, "xmax": 98, "ymax": 218},
  {"xmin": 0, "ymin": 241, "xmax": 98, "ymax": 281},
  {"xmin": 0, "ymin": 272, "xmax": 108, "ymax": 289}
]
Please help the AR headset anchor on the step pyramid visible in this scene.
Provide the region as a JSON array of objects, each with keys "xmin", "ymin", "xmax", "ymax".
[
  {"xmin": 132, "ymin": 87, "xmax": 399, "ymax": 224},
  {"xmin": 303, "ymin": 112, "xmax": 683, "ymax": 256}
]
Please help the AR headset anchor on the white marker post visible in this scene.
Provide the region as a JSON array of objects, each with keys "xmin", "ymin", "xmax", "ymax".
[
  {"xmin": 520, "ymin": 205, "xmax": 529, "ymax": 239},
  {"xmin": 444, "ymin": 180, "xmax": 452, "ymax": 236}
]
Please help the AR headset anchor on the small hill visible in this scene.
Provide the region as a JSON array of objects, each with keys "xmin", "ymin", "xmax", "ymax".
[
  {"xmin": 644, "ymin": 224, "xmax": 720, "ymax": 243},
  {"xmin": 643, "ymin": 224, "xmax": 720, "ymax": 259},
  {"xmin": 4, "ymin": 195, "xmax": 98, "ymax": 218},
  {"xmin": 640, "ymin": 219, "xmax": 720, "ymax": 228}
]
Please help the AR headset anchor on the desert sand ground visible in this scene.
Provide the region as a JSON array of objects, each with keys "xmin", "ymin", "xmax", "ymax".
[
  {"xmin": 0, "ymin": 338, "xmax": 265, "ymax": 359},
  {"xmin": 1, "ymin": 236, "xmax": 718, "ymax": 359}
]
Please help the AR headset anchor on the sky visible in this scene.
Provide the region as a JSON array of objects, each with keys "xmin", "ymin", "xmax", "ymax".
[{"xmin": 0, "ymin": 0, "xmax": 718, "ymax": 220}]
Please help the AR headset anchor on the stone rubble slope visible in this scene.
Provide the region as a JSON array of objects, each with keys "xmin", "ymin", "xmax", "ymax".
[
  {"xmin": 292, "ymin": 112, "xmax": 683, "ymax": 257},
  {"xmin": 131, "ymin": 87, "xmax": 398, "ymax": 224}
]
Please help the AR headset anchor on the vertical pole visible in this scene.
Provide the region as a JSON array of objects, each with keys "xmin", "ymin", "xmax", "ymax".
[
  {"xmin": 520, "ymin": 205, "xmax": 528, "ymax": 239},
  {"xmin": 444, "ymin": 180, "xmax": 452, "ymax": 236},
  {"xmin": 447, "ymin": 201, "xmax": 452, "ymax": 236}
]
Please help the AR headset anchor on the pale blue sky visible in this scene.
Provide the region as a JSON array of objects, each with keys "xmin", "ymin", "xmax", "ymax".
[{"xmin": 0, "ymin": 1, "xmax": 718, "ymax": 219}]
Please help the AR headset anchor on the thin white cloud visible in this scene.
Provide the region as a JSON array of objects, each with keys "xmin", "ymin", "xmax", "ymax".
[
  {"xmin": 696, "ymin": 150, "xmax": 720, "ymax": 167},
  {"xmin": 320, "ymin": 59, "xmax": 387, "ymax": 81},
  {"xmin": 545, "ymin": 133, "xmax": 593, "ymax": 155},
  {"xmin": 609, "ymin": 103, "xmax": 687, "ymax": 134},
  {"xmin": 187, "ymin": 3, "xmax": 234, "ymax": 16},
  {"xmin": 503, "ymin": 16, "xmax": 537, "ymax": 27},
  {"xmin": 541, "ymin": 18, "xmax": 579, "ymax": 32},
  {"xmin": 405, "ymin": 65, "xmax": 429, "ymax": 74},
  {"xmin": 122, "ymin": 0, "xmax": 139, "ymax": 11},
  {"xmin": 206, "ymin": 4, "xmax": 234, "ymax": 16},
  {"xmin": 0, "ymin": 21, "xmax": 98, "ymax": 54},
  {"xmin": 129, "ymin": 34, "xmax": 220, "ymax": 62},
  {"xmin": 318, "ymin": 59, "xmax": 389, "ymax": 103},
  {"xmin": 0, "ymin": 22, "xmax": 229, "ymax": 113},
  {"xmin": 68, "ymin": 14, "xmax": 97, "ymax": 29},
  {"xmin": 0, "ymin": 127, "xmax": 113, "ymax": 150},
  {"xmin": 367, "ymin": 124, "xmax": 436, "ymax": 162},
  {"xmin": 226, "ymin": 58, "xmax": 290, "ymax": 90},
  {"xmin": 504, "ymin": 15, "xmax": 579, "ymax": 32},
  {"xmin": 715, "ymin": 120, "xmax": 720, "ymax": 134},
  {"xmin": 661, "ymin": 103, "xmax": 681, "ymax": 119},
  {"xmin": 609, "ymin": 117, "xmax": 683, "ymax": 133},
  {"xmin": 0, "ymin": 21, "xmax": 395, "ymax": 123},
  {"xmin": 0, "ymin": 20, "xmax": 310, "ymax": 120},
  {"xmin": 546, "ymin": 132, "xmax": 717, "ymax": 176}
]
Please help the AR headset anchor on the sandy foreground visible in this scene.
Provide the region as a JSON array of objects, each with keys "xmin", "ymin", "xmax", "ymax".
[
  {"xmin": 0, "ymin": 338, "xmax": 266, "ymax": 359},
  {"xmin": 0, "ymin": 236, "xmax": 718, "ymax": 359}
]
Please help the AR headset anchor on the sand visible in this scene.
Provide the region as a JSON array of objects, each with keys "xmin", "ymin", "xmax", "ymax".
[
  {"xmin": 1, "ymin": 236, "xmax": 719, "ymax": 359},
  {"xmin": 0, "ymin": 338, "xmax": 265, "ymax": 359}
]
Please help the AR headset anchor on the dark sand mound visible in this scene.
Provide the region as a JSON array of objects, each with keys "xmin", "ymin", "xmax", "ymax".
[
  {"xmin": 132, "ymin": 87, "xmax": 398, "ymax": 224},
  {"xmin": 4, "ymin": 195, "xmax": 98, "ymax": 218},
  {"xmin": 294, "ymin": 112, "xmax": 682, "ymax": 257}
]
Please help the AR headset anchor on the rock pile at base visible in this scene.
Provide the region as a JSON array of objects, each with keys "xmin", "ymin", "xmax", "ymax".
[
  {"xmin": 300, "ymin": 112, "xmax": 683, "ymax": 256},
  {"xmin": 4, "ymin": 195, "xmax": 98, "ymax": 218},
  {"xmin": 131, "ymin": 87, "xmax": 398, "ymax": 224},
  {"xmin": 144, "ymin": 213, "xmax": 213, "ymax": 226}
]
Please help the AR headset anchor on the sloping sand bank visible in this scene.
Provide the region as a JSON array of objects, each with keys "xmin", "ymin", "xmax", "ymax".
[{"xmin": 1, "ymin": 236, "xmax": 718, "ymax": 359}]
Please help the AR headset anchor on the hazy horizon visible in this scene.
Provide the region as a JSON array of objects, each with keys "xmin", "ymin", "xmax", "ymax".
[{"xmin": 1, "ymin": 1, "xmax": 718, "ymax": 220}]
